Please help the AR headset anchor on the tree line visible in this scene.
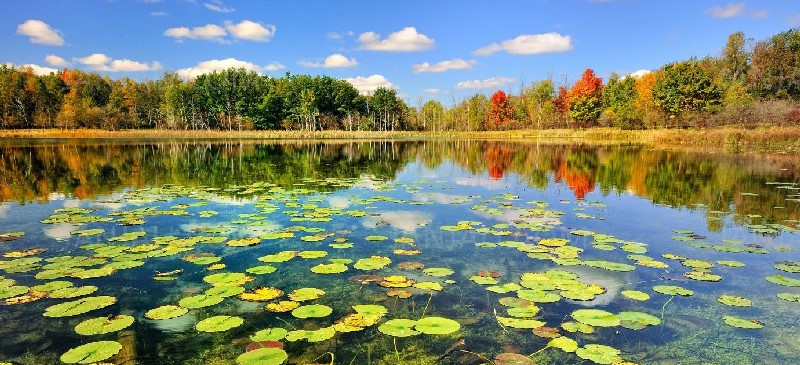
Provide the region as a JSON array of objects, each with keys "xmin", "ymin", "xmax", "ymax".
[{"xmin": 1, "ymin": 28, "xmax": 799, "ymax": 131}]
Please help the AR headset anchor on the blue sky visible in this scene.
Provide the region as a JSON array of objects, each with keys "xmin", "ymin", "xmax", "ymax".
[{"xmin": 3, "ymin": 0, "xmax": 799, "ymax": 103}]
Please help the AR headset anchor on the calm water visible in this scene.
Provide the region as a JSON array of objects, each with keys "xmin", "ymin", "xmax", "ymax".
[{"xmin": 0, "ymin": 140, "xmax": 798, "ymax": 365}]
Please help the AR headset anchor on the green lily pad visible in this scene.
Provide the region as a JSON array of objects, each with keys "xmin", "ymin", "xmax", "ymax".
[
  {"xmin": 49, "ymin": 285, "xmax": 98, "ymax": 299},
  {"xmin": 685, "ymin": 271, "xmax": 722, "ymax": 282},
  {"xmin": 496, "ymin": 316, "xmax": 545, "ymax": 329},
  {"xmin": 562, "ymin": 321, "xmax": 594, "ymax": 334},
  {"xmin": 575, "ymin": 344, "xmax": 621, "ymax": 365},
  {"xmin": 364, "ymin": 235, "xmax": 388, "ymax": 241},
  {"xmin": 378, "ymin": 318, "xmax": 420, "ymax": 337},
  {"xmin": 415, "ymin": 316, "xmax": 461, "ymax": 334},
  {"xmin": 766, "ymin": 275, "xmax": 800, "ymax": 287},
  {"xmin": 621, "ymin": 290, "xmax": 650, "ymax": 301},
  {"xmin": 722, "ymin": 315, "xmax": 763, "ymax": 329},
  {"xmin": 205, "ymin": 286, "xmax": 245, "ymax": 298},
  {"xmin": 250, "ymin": 328, "xmax": 288, "ymax": 342},
  {"xmin": 777, "ymin": 292, "xmax": 800, "ymax": 302},
  {"xmin": 179, "ymin": 294, "xmax": 224, "ymax": 309},
  {"xmin": 258, "ymin": 251, "xmax": 296, "ymax": 263},
  {"xmin": 548, "ymin": 336, "xmax": 578, "ymax": 353},
  {"xmin": 298, "ymin": 250, "xmax": 328, "ymax": 259},
  {"xmin": 291, "ymin": 304, "xmax": 333, "ymax": 318},
  {"xmin": 517, "ymin": 289, "xmax": 560, "ymax": 303},
  {"xmin": 717, "ymin": 260, "xmax": 745, "ymax": 268},
  {"xmin": 31, "ymin": 281, "xmax": 73, "ymax": 292},
  {"xmin": 618, "ymin": 311, "xmax": 661, "ymax": 330},
  {"xmin": 422, "ymin": 267, "xmax": 454, "ymax": 277},
  {"xmin": 0, "ymin": 285, "xmax": 29, "ymax": 299},
  {"xmin": 43, "ymin": 296, "xmax": 117, "ymax": 317},
  {"xmin": 653, "ymin": 285, "xmax": 694, "ymax": 296},
  {"xmin": 235, "ymin": 347, "xmax": 288, "ymax": 365},
  {"xmin": 353, "ymin": 256, "xmax": 391, "ymax": 270},
  {"xmin": 75, "ymin": 315, "xmax": 135, "ymax": 335},
  {"xmin": 288, "ymin": 287, "xmax": 325, "ymax": 302},
  {"xmin": 413, "ymin": 282, "xmax": 444, "ymax": 291},
  {"xmin": 353, "ymin": 304, "xmax": 388, "ymax": 319},
  {"xmin": 72, "ymin": 267, "xmax": 116, "ymax": 279},
  {"xmin": 306, "ymin": 326, "xmax": 336, "ymax": 342},
  {"xmin": 582, "ymin": 260, "xmax": 635, "ymax": 272},
  {"xmin": 203, "ymin": 272, "xmax": 248, "ymax": 286},
  {"xmin": 311, "ymin": 263, "xmax": 348, "ymax": 274},
  {"xmin": 60, "ymin": 341, "xmax": 122, "ymax": 364},
  {"xmin": 196, "ymin": 315, "xmax": 244, "ymax": 332},
  {"xmin": 507, "ymin": 306, "xmax": 540, "ymax": 318},
  {"xmin": 717, "ymin": 295, "xmax": 752, "ymax": 307},
  {"xmin": 71, "ymin": 229, "xmax": 105, "ymax": 237},
  {"xmin": 144, "ymin": 305, "xmax": 189, "ymax": 320},
  {"xmin": 571, "ymin": 309, "xmax": 620, "ymax": 327},
  {"xmin": 246, "ymin": 265, "xmax": 277, "ymax": 275}
]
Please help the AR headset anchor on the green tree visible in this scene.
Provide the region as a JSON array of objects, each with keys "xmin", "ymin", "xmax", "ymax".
[
  {"xmin": 747, "ymin": 28, "xmax": 800, "ymax": 98},
  {"xmin": 652, "ymin": 60, "xmax": 722, "ymax": 118},
  {"xmin": 601, "ymin": 75, "xmax": 641, "ymax": 129}
]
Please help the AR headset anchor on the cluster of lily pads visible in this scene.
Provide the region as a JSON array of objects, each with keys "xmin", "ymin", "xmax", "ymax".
[{"xmin": 0, "ymin": 173, "xmax": 799, "ymax": 365}]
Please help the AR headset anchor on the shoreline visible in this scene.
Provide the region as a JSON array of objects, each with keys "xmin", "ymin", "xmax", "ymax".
[{"xmin": 0, "ymin": 127, "xmax": 799, "ymax": 153}]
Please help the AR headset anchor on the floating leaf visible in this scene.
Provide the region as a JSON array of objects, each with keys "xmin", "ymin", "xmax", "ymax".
[
  {"xmin": 415, "ymin": 316, "xmax": 461, "ymax": 334},
  {"xmin": 49, "ymin": 285, "xmax": 98, "ymax": 299},
  {"xmin": 196, "ymin": 315, "xmax": 244, "ymax": 332},
  {"xmin": 562, "ymin": 321, "xmax": 594, "ymax": 334},
  {"xmin": 60, "ymin": 341, "xmax": 122, "ymax": 364},
  {"xmin": 364, "ymin": 235, "xmax": 388, "ymax": 241},
  {"xmin": 777, "ymin": 293, "xmax": 800, "ymax": 302},
  {"xmin": 250, "ymin": 328, "xmax": 288, "ymax": 342},
  {"xmin": 144, "ymin": 305, "xmax": 189, "ymax": 320},
  {"xmin": 582, "ymin": 260, "xmax": 635, "ymax": 272},
  {"xmin": 621, "ymin": 290, "xmax": 650, "ymax": 301},
  {"xmin": 239, "ymin": 287, "xmax": 283, "ymax": 302},
  {"xmin": 575, "ymin": 344, "xmax": 621, "ymax": 365},
  {"xmin": 766, "ymin": 275, "xmax": 800, "ymax": 287},
  {"xmin": 717, "ymin": 295, "xmax": 752, "ymax": 307},
  {"xmin": 378, "ymin": 318, "xmax": 420, "ymax": 337},
  {"xmin": 722, "ymin": 315, "xmax": 763, "ymax": 329},
  {"xmin": 618, "ymin": 311, "xmax": 661, "ymax": 330},
  {"xmin": 44, "ymin": 296, "xmax": 117, "ymax": 317},
  {"xmin": 288, "ymin": 287, "xmax": 325, "ymax": 302},
  {"xmin": 571, "ymin": 309, "xmax": 620, "ymax": 327},
  {"xmin": 423, "ymin": 267, "xmax": 454, "ymax": 277},
  {"xmin": 265, "ymin": 300, "xmax": 300, "ymax": 313},
  {"xmin": 653, "ymin": 285, "xmax": 694, "ymax": 296},
  {"xmin": 497, "ymin": 316, "xmax": 545, "ymax": 329},
  {"xmin": 353, "ymin": 256, "xmax": 391, "ymax": 270},
  {"xmin": 0, "ymin": 285, "xmax": 29, "ymax": 299},
  {"xmin": 206, "ymin": 286, "xmax": 245, "ymax": 298},
  {"xmin": 291, "ymin": 304, "xmax": 332, "ymax": 318},
  {"xmin": 203, "ymin": 272, "xmax": 250, "ymax": 286},
  {"xmin": 235, "ymin": 348, "xmax": 288, "ymax": 365},
  {"xmin": 75, "ymin": 315, "xmax": 134, "ymax": 335},
  {"xmin": 246, "ymin": 265, "xmax": 277, "ymax": 275},
  {"xmin": 548, "ymin": 336, "xmax": 578, "ymax": 352},
  {"xmin": 179, "ymin": 294, "xmax": 224, "ymax": 309},
  {"xmin": 684, "ymin": 271, "xmax": 722, "ymax": 282},
  {"xmin": 311, "ymin": 263, "xmax": 348, "ymax": 274}
]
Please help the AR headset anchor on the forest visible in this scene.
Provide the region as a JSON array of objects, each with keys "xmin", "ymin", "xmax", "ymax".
[{"xmin": 0, "ymin": 29, "xmax": 798, "ymax": 132}]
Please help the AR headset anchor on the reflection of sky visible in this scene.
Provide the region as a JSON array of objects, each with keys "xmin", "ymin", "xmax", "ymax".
[
  {"xmin": 0, "ymin": 203, "xmax": 9, "ymax": 218},
  {"xmin": 43, "ymin": 223, "xmax": 79, "ymax": 241},
  {"xmin": 361, "ymin": 211, "xmax": 431, "ymax": 233}
]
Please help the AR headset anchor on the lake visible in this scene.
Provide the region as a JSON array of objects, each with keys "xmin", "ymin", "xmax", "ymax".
[{"xmin": 0, "ymin": 139, "xmax": 798, "ymax": 365}]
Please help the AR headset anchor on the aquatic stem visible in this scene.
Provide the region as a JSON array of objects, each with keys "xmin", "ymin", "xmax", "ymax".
[
  {"xmin": 528, "ymin": 345, "xmax": 548, "ymax": 358},
  {"xmin": 312, "ymin": 352, "xmax": 335, "ymax": 365},
  {"xmin": 394, "ymin": 337, "xmax": 400, "ymax": 363},
  {"xmin": 458, "ymin": 349, "xmax": 496, "ymax": 365},
  {"xmin": 493, "ymin": 308, "xmax": 509, "ymax": 334},
  {"xmin": 421, "ymin": 292, "xmax": 433, "ymax": 318},
  {"xmin": 661, "ymin": 295, "xmax": 675, "ymax": 321}
]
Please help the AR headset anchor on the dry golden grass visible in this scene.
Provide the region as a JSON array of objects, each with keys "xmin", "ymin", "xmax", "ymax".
[{"xmin": 1, "ymin": 127, "xmax": 798, "ymax": 153}]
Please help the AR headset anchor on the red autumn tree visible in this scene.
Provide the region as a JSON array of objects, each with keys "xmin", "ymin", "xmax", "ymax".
[
  {"xmin": 485, "ymin": 90, "xmax": 514, "ymax": 130},
  {"xmin": 568, "ymin": 69, "xmax": 604, "ymax": 127},
  {"xmin": 569, "ymin": 69, "xmax": 604, "ymax": 100},
  {"xmin": 554, "ymin": 86, "xmax": 570, "ymax": 121}
]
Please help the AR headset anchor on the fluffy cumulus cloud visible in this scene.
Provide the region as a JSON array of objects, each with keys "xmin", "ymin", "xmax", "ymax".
[
  {"xmin": 16, "ymin": 19, "xmax": 64, "ymax": 46},
  {"xmin": 629, "ymin": 69, "xmax": 652, "ymax": 78},
  {"xmin": 422, "ymin": 88, "xmax": 441, "ymax": 94},
  {"xmin": 165, "ymin": 21, "xmax": 275, "ymax": 42},
  {"xmin": 77, "ymin": 53, "xmax": 161, "ymax": 72},
  {"xmin": 300, "ymin": 53, "xmax": 358, "ymax": 68},
  {"xmin": 413, "ymin": 58, "xmax": 475, "ymax": 73},
  {"xmin": 225, "ymin": 20, "xmax": 275, "ymax": 42},
  {"xmin": 177, "ymin": 58, "xmax": 267, "ymax": 79},
  {"xmin": 708, "ymin": 3, "xmax": 745, "ymax": 18},
  {"xmin": 4, "ymin": 63, "xmax": 59, "ymax": 76},
  {"xmin": 474, "ymin": 33, "xmax": 572, "ymax": 56},
  {"xmin": 456, "ymin": 76, "xmax": 516, "ymax": 89},
  {"xmin": 344, "ymin": 75, "xmax": 395, "ymax": 94},
  {"xmin": 45, "ymin": 54, "xmax": 69, "ymax": 67},
  {"xmin": 358, "ymin": 27, "xmax": 434, "ymax": 51},
  {"xmin": 263, "ymin": 62, "xmax": 286, "ymax": 71}
]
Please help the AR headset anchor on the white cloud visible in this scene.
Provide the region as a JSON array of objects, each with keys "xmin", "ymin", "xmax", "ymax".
[
  {"xmin": 358, "ymin": 27, "xmax": 434, "ymax": 52},
  {"xmin": 344, "ymin": 74, "xmax": 395, "ymax": 94},
  {"xmin": 456, "ymin": 76, "xmax": 516, "ymax": 89},
  {"xmin": 422, "ymin": 88, "xmax": 441, "ymax": 94},
  {"xmin": 16, "ymin": 64, "xmax": 60, "ymax": 76},
  {"xmin": 413, "ymin": 58, "xmax": 475, "ymax": 73},
  {"xmin": 77, "ymin": 53, "xmax": 161, "ymax": 72},
  {"xmin": 629, "ymin": 69, "xmax": 652, "ymax": 78},
  {"xmin": 264, "ymin": 62, "xmax": 286, "ymax": 71},
  {"xmin": 300, "ymin": 53, "xmax": 358, "ymax": 68},
  {"xmin": 205, "ymin": 0, "xmax": 235, "ymax": 13},
  {"xmin": 176, "ymin": 58, "xmax": 262, "ymax": 79},
  {"xmin": 16, "ymin": 20, "xmax": 64, "ymax": 46},
  {"xmin": 164, "ymin": 24, "xmax": 227, "ymax": 42},
  {"xmin": 708, "ymin": 3, "xmax": 745, "ymax": 19},
  {"xmin": 151, "ymin": 11, "xmax": 167, "ymax": 16},
  {"xmin": 752, "ymin": 9, "xmax": 768, "ymax": 18},
  {"xmin": 327, "ymin": 32, "xmax": 343, "ymax": 40},
  {"xmin": 474, "ymin": 33, "xmax": 572, "ymax": 56},
  {"xmin": 45, "ymin": 54, "xmax": 68, "ymax": 67},
  {"xmin": 225, "ymin": 20, "xmax": 275, "ymax": 42}
]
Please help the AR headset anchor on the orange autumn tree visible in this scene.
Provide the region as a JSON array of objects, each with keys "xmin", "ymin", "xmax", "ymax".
[
  {"xmin": 485, "ymin": 90, "xmax": 514, "ymax": 130},
  {"xmin": 554, "ymin": 86, "xmax": 570, "ymax": 124},
  {"xmin": 568, "ymin": 69, "xmax": 604, "ymax": 127}
]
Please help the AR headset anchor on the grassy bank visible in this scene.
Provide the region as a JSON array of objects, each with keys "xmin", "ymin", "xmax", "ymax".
[{"xmin": 0, "ymin": 127, "xmax": 798, "ymax": 153}]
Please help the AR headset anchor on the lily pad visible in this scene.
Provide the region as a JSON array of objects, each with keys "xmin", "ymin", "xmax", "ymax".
[
  {"xmin": 722, "ymin": 315, "xmax": 763, "ymax": 329},
  {"xmin": 653, "ymin": 285, "xmax": 694, "ymax": 296},
  {"xmin": 717, "ymin": 295, "xmax": 752, "ymax": 307},
  {"xmin": 353, "ymin": 256, "xmax": 391, "ymax": 270},
  {"xmin": 618, "ymin": 311, "xmax": 661, "ymax": 330},
  {"xmin": 548, "ymin": 336, "xmax": 578, "ymax": 352},
  {"xmin": 777, "ymin": 293, "xmax": 800, "ymax": 302},
  {"xmin": 496, "ymin": 316, "xmax": 545, "ymax": 329},
  {"xmin": 291, "ymin": 304, "xmax": 333, "ymax": 318},
  {"xmin": 196, "ymin": 315, "xmax": 244, "ymax": 332},
  {"xmin": 766, "ymin": 275, "xmax": 800, "ymax": 287},
  {"xmin": 378, "ymin": 318, "xmax": 420, "ymax": 337},
  {"xmin": 235, "ymin": 347, "xmax": 288, "ymax": 365},
  {"xmin": 621, "ymin": 290, "xmax": 650, "ymax": 301},
  {"xmin": 239, "ymin": 287, "xmax": 283, "ymax": 302},
  {"xmin": 205, "ymin": 286, "xmax": 245, "ymax": 298},
  {"xmin": 266, "ymin": 300, "xmax": 300, "ymax": 313},
  {"xmin": 311, "ymin": 263, "xmax": 348, "ymax": 274},
  {"xmin": 75, "ymin": 315, "xmax": 135, "ymax": 335},
  {"xmin": 49, "ymin": 285, "xmax": 98, "ymax": 299},
  {"xmin": 144, "ymin": 305, "xmax": 189, "ymax": 320},
  {"xmin": 288, "ymin": 287, "xmax": 325, "ymax": 302},
  {"xmin": 575, "ymin": 344, "xmax": 621, "ymax": 365},
  {"xmin": 251, "ymin": 328, "xmax": 288, "ymax": 342},
  {"xmin": 60, "ymin": 340, "xmax": 122, "ymax": 364},
  {"xmin": 422, "ymin": 267, "xmax": 454, "ymax": 277},
  {"xmin": 582, "ymin": 260, "xmax": 635, "ymax": 272},
  {"xmin": 203, "ymin": 272, "xmax": 249, "ymax": 286},
  {"xmin": 179, "ymin": 294, "xmax": 224, "ymax": 309},
  {"xmin": 415, "ymin": 316, "xmax": 461, "ymax": 334},
  {"xmin": 571, "ymin": 309, "xmax": 620, "ymax": 327},
  {"xmin": 44, "ymin": 296, "xmax": 117, "ymax": 317},
  {"xmin": 246, "ymin": 265, "xmax": 277, "ymax": 275}
]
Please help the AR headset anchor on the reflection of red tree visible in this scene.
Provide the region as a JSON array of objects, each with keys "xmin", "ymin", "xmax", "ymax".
[
  {"xmin": 551, "ymin": 153, "xmax": 595, "ymax": 200},
  {"xmin": 485, "ymin": 144, "xmax": 512, "ymax": 180}
]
